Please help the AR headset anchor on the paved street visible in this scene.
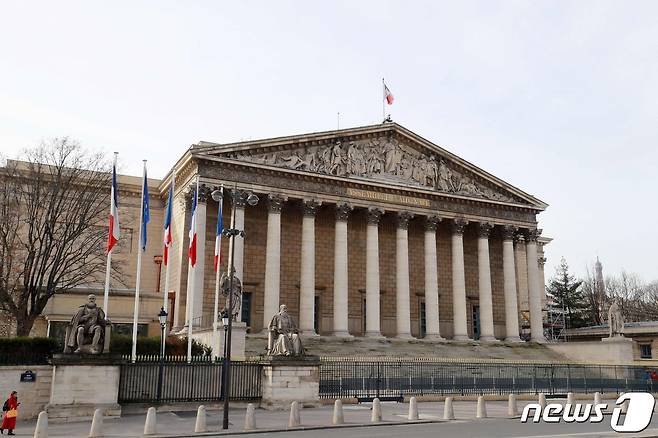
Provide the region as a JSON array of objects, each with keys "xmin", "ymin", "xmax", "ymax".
[{"xmin": 8, "ymin": 398, "xmax": 658, "ymax": 437}]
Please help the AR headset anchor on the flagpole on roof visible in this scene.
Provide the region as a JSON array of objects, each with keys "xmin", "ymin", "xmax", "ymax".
[
  {"xmin": 382, "ymin": 78, "xmax": 385, "ymax": 122},
  {"xmin": 212, "ymin": 185, "xmax": 224, "ymax": 357},
  {"xmin": 102, "ymin": 152, "xmax": 119, "ymax": 320},
  {"xmin": 187, "ymin": 175, "xmax": 200, "ymax": 363},
  {"xmin": 131, "ymin": 159, "xmax": 149, "ymax": 363},
  {"xmin": 162, "ymin": 172, "xmax": 175, "ymax": 332}
]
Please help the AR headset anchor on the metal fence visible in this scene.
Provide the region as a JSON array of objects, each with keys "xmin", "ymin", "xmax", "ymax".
[
  {"xmin": 118, "ymin": 358, "xmax": 262, "ymax": 403},
  {"xmin": 319, "ymin": 357, "xmax": 658, "ymax": 400}
]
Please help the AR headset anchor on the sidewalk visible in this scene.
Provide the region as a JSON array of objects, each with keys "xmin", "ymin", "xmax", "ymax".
[{"xmin": 4, "ymin": 398, "xmax": 614, "ymax": 437}]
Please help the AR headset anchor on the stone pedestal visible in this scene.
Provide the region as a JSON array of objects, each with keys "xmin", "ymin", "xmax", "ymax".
[
  {"xmin": 547, "ymin": 336, "xmax": 634, "ymax": 365},
  {"xmin": 46, "ymin": 355, "xmax": 122, "ymax": 422},
  {"xmin": 190, "ymin": 321, "xmax": 247, "ymax": 360},
  {"xmin": 260, "ymin": 356, "xmax": 320, "ymax": 410}
]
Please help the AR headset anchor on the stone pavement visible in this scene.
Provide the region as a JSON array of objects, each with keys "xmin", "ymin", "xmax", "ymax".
[{"xmin": 3, "ymin": 398, "xmax": 638, "ymax": 437}]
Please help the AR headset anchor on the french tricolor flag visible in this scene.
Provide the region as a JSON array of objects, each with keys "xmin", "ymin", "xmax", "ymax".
[
  {"xmin": 162, "ymin": 184, "xmax": 173, "ymax": 265},
  {"xmin": 384, "ymin": 82, "xmax": 394, "ymax": 105},
  {"xmin": 214, "ymin": 187, "xmax": 224, "ymax": 272},
  {"xmin": 188, "ymin": 187, "xmax": 198, "ymax": 268},
  {"xmin": 106, "ymin": 163, "xmax": 120, "ymax": 253}
]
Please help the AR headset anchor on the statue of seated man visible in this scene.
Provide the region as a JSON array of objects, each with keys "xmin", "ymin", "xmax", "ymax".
[
  {"xmin": 267, "ymin": 304, "xmax": 304, "ymax": 356},
  {"xmin": 63, "ymin": 294, "xmax": 107, "ymax": 354}
]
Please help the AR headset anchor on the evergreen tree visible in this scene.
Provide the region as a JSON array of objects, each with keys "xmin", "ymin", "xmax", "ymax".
[{"xmin": 546, "ymin": 258, "xmax": 588, "ymax": 328}]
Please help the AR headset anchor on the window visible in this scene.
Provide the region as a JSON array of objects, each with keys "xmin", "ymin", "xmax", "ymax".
[
  {"xmin": 314, "ymin": 296, "xmax": 320, "ymax": 334},
  {"xmin": 419, "ymin": 301, "xmax": 426, "ymax": 338},
  {"xmin": 640, "ymin": 344, "xmax": 652, "ymax": 359}
]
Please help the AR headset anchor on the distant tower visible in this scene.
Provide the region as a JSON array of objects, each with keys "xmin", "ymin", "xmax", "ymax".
[{"xmin": 594, "ymin": 257, "xmax": 605, "ymax": 322}]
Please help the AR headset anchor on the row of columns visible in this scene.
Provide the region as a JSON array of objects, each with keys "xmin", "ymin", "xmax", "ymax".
[{"xmin": 181, "ymin": 188, "xmax": 545, "ymax": 342}]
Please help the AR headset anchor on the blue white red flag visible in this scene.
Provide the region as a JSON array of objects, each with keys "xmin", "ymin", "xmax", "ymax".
[
  {"xmin": 188, "ymin": 188, "xmax": 198, "ymax": 267},
  {"xmin": 213, "ymin": 188, "xmax": 224, "ymax": 272},
  {"xmin": 106, "ymin": 163, "xmax": 120, "ymax": 253},
  {"xmin": 163, "ymin": 184, "xmax": 173, "ymax": 265}
]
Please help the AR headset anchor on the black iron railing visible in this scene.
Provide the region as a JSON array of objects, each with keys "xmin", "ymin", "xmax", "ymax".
[
  {"xmin": 319, "ymin": 357, "xmax": 658, "ymax": 400},
  {"xmin": 118, "ymin": 359, "xmax": 262, "ymax": 403}
]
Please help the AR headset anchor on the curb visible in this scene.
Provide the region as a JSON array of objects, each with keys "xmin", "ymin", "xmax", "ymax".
[{"xmin": 152, "ymin": 419, "xmax": 447, "ymax": 437}]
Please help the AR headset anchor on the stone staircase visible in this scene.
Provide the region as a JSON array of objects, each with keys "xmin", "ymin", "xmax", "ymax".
[{"xmin": 245, "ymin": 334, "xmax": 568, "ymax": 362}]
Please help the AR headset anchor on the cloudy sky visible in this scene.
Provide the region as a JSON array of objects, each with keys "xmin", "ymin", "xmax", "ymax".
[{"xmin": 1, "ymin": 1, "xmax": 656, "ymax": 280}]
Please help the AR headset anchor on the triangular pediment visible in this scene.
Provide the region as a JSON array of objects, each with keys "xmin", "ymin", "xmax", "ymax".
[{"xmin": 195, "ymin": 124, "xmax": 546, "ymax": 209}]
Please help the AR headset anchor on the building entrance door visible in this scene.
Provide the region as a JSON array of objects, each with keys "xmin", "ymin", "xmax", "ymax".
[{"xmin": 472, "ymin": 305, "xmax": 481, "ymax": 340}]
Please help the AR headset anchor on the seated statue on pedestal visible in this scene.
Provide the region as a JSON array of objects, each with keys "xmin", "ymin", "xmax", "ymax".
[
  {"xmin": 267, "ymin": 304, "xmax": 304, "ymax": 356},
  {"xmin": 63, "ymin": 294, "xmax": 107, "ymax": 354}
]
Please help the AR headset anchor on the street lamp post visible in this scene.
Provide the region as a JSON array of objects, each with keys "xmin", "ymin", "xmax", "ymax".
[
  {"xmin": 156, "ymin": 306, "xmax": 168, "ymax": 401},
  {"xmin": 212, "ymin": 185, "xmax": 258, "ymax": 430}
]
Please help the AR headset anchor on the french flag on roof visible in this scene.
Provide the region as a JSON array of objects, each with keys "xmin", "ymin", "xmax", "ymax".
[
  {"xmin": 214, "ymin": 187, "xmax": 224, "ymax": 272},
  {"xmin": 163, "ymin": 185, "xmax": 173, "ymax": 265},
  {"xmin": 188, "ymin": 187, "xmax": 198, "ymax": 267},
  {"xmin": 106, "ymin": 163, "xmax": 120, "ymax": 253}
]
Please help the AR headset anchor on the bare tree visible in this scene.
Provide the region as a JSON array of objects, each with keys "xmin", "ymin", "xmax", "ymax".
[{"xmin": 0, "ymin": 139, "xmax": 119, "ymax": 336}]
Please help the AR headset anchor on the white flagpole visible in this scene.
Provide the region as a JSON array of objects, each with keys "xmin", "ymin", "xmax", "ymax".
[
  {"xmin": 162, "ymin": 173, "xmax": 175, "ymax": 330},
  {"xmin": 187, "ymin": 175, "xmax": 200, "ymax": 363},
  {"xmin": 131, "ymin": 160, "xmax": 147, "ymax": 363},
  {"xmin": 382, "ymin": 78, "xmax": 385, "ymax": 122},
  {"xmin": 212, "ymin": 186, "xmax": 224, "ymax": 357},
  {"xmin": 102, "ymin": 152, "xmax": 118, "ymax": 319}
]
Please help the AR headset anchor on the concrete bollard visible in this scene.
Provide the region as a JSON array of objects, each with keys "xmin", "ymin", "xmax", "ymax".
[
  {"xmin": 408, "ymin": 396, "xmax": 419, "ymax": 421},
  {"xmin": 33, "ymin": 411, "xmax": 48, "ymax": 438},
  {"xmin": 508, "ymin": 393, "xmax": 518, "ymax": 417},
  {"xmin": 89, "ymin": 408, "xmax": 103, "ymax": 437},
  {"xmin": 443, "ymin": 396, "xmax": 455, "ymax": 420},
  {"xmin": 333, "ymin": 399, "xmax": 344, "ymax": 425},
  {"xmin": 538, "ymin": 393, "xmax": 547, "ymax": 409},
  {"xmin": 288, "ymin": 401, "xmax": 301, "ymax": 428},
  {"xmin": 567, "ymin": 392, "xmax": 575, "ymax": 406},
  {"xmin": 594, "ymin": 392, "xmax": 602, "ymax": 406},
  {"xmin": 244, "ymin": 403, "xmax": 257, "ymax": 431},
  {"xmin": 194, "ymin": 405, "xmax": 207, "ymax": 433},
  {"xmin": 371, "ymin": 398, "xmax": 382, "ymax": 423},
  {"xmin": 476, "ymin": 395, "xmax": 487, "ymax": 419},
  {"xmin": 143, "ymin": 407, "xmax": 157, "ymax": 436}
]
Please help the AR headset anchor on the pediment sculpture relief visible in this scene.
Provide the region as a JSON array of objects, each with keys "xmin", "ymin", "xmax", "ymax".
[{"xmin": 228, "ymin": 138, "xmax": 514, "ymax": 202}]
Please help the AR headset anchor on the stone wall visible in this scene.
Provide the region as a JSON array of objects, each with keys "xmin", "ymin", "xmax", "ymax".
[
  {"xmin": 546, "ymin": 337, "xmax": 635, "ymax": 365},
  {"xmin": 0, "ymin": 365, "xmax": 53, "ymax": 419},
  {"xmin": 261, "ymin": 359, "xmax": 320, "ymax": 409}
]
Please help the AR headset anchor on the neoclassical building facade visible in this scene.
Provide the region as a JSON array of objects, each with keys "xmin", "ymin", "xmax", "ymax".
[{"xmin": 162, "ymin": 123, "xmax": 550, "ymax": 342}]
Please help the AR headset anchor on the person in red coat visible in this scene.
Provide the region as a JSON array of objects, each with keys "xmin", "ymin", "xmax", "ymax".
[{"xmin": 0, "ymin": 391, "xmax": 19, "ymax": 435}]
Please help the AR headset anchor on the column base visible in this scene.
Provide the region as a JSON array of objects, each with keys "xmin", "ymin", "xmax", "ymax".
[
  {"xmin": 300, "ymin": 330, "xmax": 320, "ymax": 337},
  {"xmin": 332, "ymin": 331, "xmax": 353, "ymax": 338},
  {"xmin": 395, "ymin": 333, "xmax": 414, "ymax": 340},
  {"xmin": 452, "ymin": 335, "xmax": 473, "ymax": 342},
  {"xmin": 364, "ymin": 331, "xmax": 386, "ymax": 339},
  {"xmin": 530, "ymin": 337, "xmax": 546, "ymax": 344},
  {"xmin": 479, "ymin": 336, "xmax": 499, "ymax": 343},
  {"xmin": 504, "ymin": 336, "xmax": 523, "ymax": 343},
  {"xmin": 422, "ymin": 334, "xmax": 446, "ymax": 342}
]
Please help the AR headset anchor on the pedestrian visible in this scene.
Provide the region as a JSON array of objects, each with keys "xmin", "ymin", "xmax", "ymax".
[{"xmin": 1, "ymin": 391, "xmax": 19, "ymax": 435}]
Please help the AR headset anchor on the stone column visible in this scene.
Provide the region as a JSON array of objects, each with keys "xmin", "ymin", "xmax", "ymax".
[
  {"xmin": 262, "ymin": 195, "xmax": 285, "ymax": 329},
  {"xmin": 365, "ymin": 207, "xmax": 384, "ymax": 338},
  {"xmin": 526, "ymin": 228, "xmax": 544, "ymax": 343},
  {"xmin": 424, "ymin": 216, "xmax": 443, "ymax": 340},
  {"xmin": 333, "ymin": 203, "xmax": 353, "ymax": 337},
  {"xmin": 451, "ymin": 218, "xmax": 470, "ymax": 341},
  {"xmin": 477, "ymin": 222, "xmax": 496, "ymax": 342},
  {"xmin": 299, "ymin": 200, "xmax": 320, "ymax": 335},
  {"xmin": 173, "ymin": 196, "xmax": 190, "ymax": 330},
  {"xmin": 502, "ymin": 225, "xmax": 521, "ymax": 342},
  {"xmin": 395, "ymin": 212, "xmax": 414, "ymax": 339},
  {"xmin": 229, "ymin": 190, "xmax": 247, "ymax": 322}
]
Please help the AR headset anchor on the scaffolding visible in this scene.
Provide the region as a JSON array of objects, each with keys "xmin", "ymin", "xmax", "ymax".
[{"xmin": 545, "ymin": 292, "xmax": 567, "ymax": 342}]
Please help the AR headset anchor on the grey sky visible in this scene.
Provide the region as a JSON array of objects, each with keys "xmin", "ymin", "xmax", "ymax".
[{"xmin": 1, "ymin": 1, "xmax": 656, "ymax": 280}]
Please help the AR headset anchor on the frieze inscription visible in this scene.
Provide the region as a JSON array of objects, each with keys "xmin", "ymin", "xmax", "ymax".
[{"xmin": 346, "ymin": 188, "xmax": 430, "ymax": 207}]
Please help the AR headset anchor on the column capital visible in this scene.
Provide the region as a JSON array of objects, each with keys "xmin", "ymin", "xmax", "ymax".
[
  {"xmin": 396, "ymin": 211, "xmax": 414, "ymax": 230},
  {"xmin": 502, "ymin": 225, "xmax": 518, "ymax": 240},
  {"xmin": 538, "ymin": 256, "xmax": 547, "ymax": 267},
  {"xmin": 230, "ymin": 189, "xmax": 248, "ymax": 208},
  {"xmin": 451, "ymin": 217, "xmax": 468, "ymax": 235},
  {"xmin": 525, "ymin": 228, "xmax": 542, "ymax": 243},
  {"xmin": 425, "ymin": 215, "xmax": 441, "ymax": 231},
  {"xmin": 514, "ymin": 232, "xmax": 525, "ymax": 244},
  {"xmin": 197, "ymin": 184, "xmax": 212, "ymax": 203},
  {"xmin": 335, "ymin": 202, "xmax": 353, "ymax": 221},
  {"xmin": 367, "ymin": 207, "xmax": 384, "ymax": 225},
  {"xmin": 302, "ymin": 199, "xmax": 321, "ymax": 217},
  {"xmin": 477, "ymin": 222, "xmax": 493, "ymax": 238},
  {"xmin": 267, "ymin": 194, "xmax": 286, "ymax": 213}
]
